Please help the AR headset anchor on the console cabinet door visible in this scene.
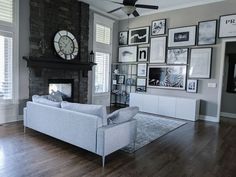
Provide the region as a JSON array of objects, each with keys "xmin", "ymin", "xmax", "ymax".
[
  {"xmin": 176, "ymin": 98, "xmax": 197, "ymax": 121},
  {"xmin": 129, "ymin": 93, "xmax": 144, "ymax": 111},
  {"xmin": 142, "ymin": 95, "xmax": 158, "ymax": 114},
  {"xmin": 158, "ymin": 96, "xmax": 176, "ymax": 117}
]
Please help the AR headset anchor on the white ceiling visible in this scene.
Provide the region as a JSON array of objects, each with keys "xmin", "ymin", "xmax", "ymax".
[{"xmin": 79, "ymin": 0, "xmax": 224, "ymax": 20}]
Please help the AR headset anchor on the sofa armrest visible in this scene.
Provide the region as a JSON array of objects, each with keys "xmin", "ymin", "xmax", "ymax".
[{"xmin": 96, "ymin": 119, "xmax": 137, "ymax": 157}]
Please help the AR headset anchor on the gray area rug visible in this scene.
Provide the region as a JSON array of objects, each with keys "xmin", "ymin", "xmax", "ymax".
[{"xmin": 123, "ymin": 113, "xmax": 187, "ymax": 153}]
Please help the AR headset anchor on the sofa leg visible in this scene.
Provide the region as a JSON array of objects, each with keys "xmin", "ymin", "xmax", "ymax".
[
  {"xmin": 24, "ymin": 126, "xmax": 26, "ymax": 133},
  {"xmin": 102, "ymin": 156, "xmax": 105, "ymax": 167}
]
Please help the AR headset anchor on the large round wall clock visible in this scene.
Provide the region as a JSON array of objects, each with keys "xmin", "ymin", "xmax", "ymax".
[{"xmin": 54, "ymin": 30, "xmax": 79, "ymax": 60}]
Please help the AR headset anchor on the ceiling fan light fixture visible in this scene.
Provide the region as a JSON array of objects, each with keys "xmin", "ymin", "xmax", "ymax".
[{"xmin": 121, "ymin": 6, "xmax": 136, "ymax": 16}]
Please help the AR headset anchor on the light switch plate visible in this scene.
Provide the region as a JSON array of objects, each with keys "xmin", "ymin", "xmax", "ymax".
[{"xmin": 208, "ymin": 83, "xmax": 217, "ymax": 88}]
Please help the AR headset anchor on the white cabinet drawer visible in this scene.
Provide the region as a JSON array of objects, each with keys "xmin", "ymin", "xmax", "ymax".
[{"xmin": 158, "ymin": 96, "xmax": 176, "ymax": 117}]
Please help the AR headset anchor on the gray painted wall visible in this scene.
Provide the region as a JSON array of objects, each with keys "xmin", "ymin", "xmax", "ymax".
[
  {"xmin": 221, "ymin": 42, "xmax": 236, "ymax": 114},
  {"xmin": 118, "ymin": 0, "xmax": 236, "ymax": 118}
]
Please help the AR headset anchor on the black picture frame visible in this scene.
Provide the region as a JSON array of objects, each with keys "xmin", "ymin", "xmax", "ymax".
[
  {"xmin": 227, "ymin": 54, "xmax": 236, "ymax": 93},
  {"xmin": 186, "ymin": 80, "xmax": 198, "ymax": 93},
  {"xmin": 167, "ymin": 48, "xmax": 188, "ymax": 65},
  {"xmin": 138, "ymin": 47, "xmax": 149, "ymax": 62},
  {"xmin": 219, "ymin": 13, "xmax": 236, "ymax": 38},
  {"xmin": 117, "ymin": 75, "xmax": 125, "ymax": 84},
  {"xmin": 119, "ymin": 31, "xmax": 128, "ymax": 46},
  {"xmin": 150, "ymin": 36, "xmax": 167, "ymax": 64},
  {"xmin": 151, "ymin": 19, "xmax": 167, "ymax": 36},
  {"xmin": 128, "ymin": 26, "xmax": 150, "ymax": 45},
  {"xmin": 197, "ymin": 20, "xmax": 217, "ymax": 46}
]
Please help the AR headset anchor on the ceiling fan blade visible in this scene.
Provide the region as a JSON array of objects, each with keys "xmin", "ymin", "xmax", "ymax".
[
  {"xmin": 135, "ymin": 4, "xmax": 159, "ymax": 10},
  {"xmin": 132, "ymin": 10, "xmax": 139, "ymax": 17},
  {"xmin": 107, "ymin": 7, "xmax": 122, "ymax": 13},
  {"xmin": 123, "ymin": 0, "xmax": 138, "ymax": 6}
]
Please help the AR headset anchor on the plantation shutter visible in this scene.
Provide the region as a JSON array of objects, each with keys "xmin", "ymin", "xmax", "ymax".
[
  {"xmin": 0, "ymin": 0, "xmax": 13, "ymax": 23},
  {"xmin": 96, "ymin": 24, "xmax": 111, "ymax": 45}
]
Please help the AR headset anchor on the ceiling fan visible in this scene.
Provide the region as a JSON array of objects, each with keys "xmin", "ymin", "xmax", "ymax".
[{"xmin": 107, "ymin": 0, "xmax": 159, "ymax": 17}]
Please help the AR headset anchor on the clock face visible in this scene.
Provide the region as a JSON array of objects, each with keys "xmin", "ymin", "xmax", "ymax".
[{"xmin": 54, "ymin": 30, "xmax": 78, "ymax": 60}]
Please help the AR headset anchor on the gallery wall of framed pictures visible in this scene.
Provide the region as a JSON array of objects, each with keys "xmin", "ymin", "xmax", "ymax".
[{"xmin": 117, "ymin": 13, "xmax": 236, "ymax": 94}]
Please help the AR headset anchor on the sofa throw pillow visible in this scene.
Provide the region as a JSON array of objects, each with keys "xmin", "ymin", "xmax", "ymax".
[
  {"xmin": 48, "ymin": 91, "xmax": 63, "ymax": 102},
  {"xmin": 107, "ymin": 106, "xmax": 139, "ymax": 124},
  {"xmin": 32, "ymin": 95, "xmax": 61, "ymax": 108},
  {"xmin": 61, "ymin": 102, "xmax": 108, "ymax": 125}
]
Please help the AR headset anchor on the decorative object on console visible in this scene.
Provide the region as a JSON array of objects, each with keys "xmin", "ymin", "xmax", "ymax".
[
  {"xmin": 189, "ymin": 48, "xmax": 212, "ymax": 79},
  {"xmin": 54, "ymin": 30, "xmax": 79, "ymax": 60},
  {"xmin": 150, "ymin": 37, "xmax": 167, "ymax": 63},
  {"xmin": 128, "ymin": 27, "xmax": 149, "ymax": 45},
  {"xmin": 168, "ymin": 26, "xmax": 196, "ymax": 47},
  {"xmin": 137, "ymin": 63, "xmax": 147, "ymax": 77},
  {"xmin": 119, "ymin": 31, "xmax": 128, "ymax": 45},
  {"xmin": 138, "ymin": 47, "xmax": 148, "ymax": 62},
  {"xmin": 226, "ymin": 55, "xmax": 236, "ymax": 93},
  {"xmin": 119, "ymin": 46, "xmax": 137, "ymax": 62},
  {"xmin": 219, "ymin": 14, "xmax": 236, "ymax": 38},
  {"xmin": 148, "ymin": 65, "xmax": 187, "ymax": 90},
  {"xmin": 198, "ymin": 20, "xmax": 217, "ymax": 45},
  {"xmin": 187, "ymin": 80, "xmax": 198, "ymax": 93},
  {"xmin": 151, "ymin": 19, "xmax": 166, "ymax": 36},
  {"xmin": 167, "ymin": 48, "xmax": 188, "ymax": 65}
]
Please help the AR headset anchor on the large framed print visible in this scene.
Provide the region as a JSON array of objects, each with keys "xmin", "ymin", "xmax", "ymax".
[
  {"xmin": 150, "ymin": 37, "xmax": 167, "ymax": 63},
  {"xmin": 148, "ymin": 65, "xmax": 187, "ymax": 90},
  {"xmin": 119, "ymin": 31, "xmax": 128, "ymax": 45},
  {"xmin": 227, "ymin": 55, "xmax": 236, "ymax": 93},
  {"xmin": 128, "ymin": 27, "xmax": 149, "ymax": 45},
  {"xmin": 151, "ymin": 19, "xmax": 166, "ymax": 36},
  {"xmin": 118, "ymin": 46, "xmax": 137, "ymax": 62},
  {"xmin": 189, "ymin": 48, "xmax": 212, "ymax": 79},
  {"xmin": 167, "ymin": 48, "xmax": 188, "ymax": 65},
  {"xmin": 168, "ymin": 26, "xmax": 196, "ymax": 47},
  {"xmin": 219, "ymin": 14, "xmax": 236, "ymax": 38},
  {"xmin": 198, "ymin": 20, "xmax": 217, "ymax": 45}
]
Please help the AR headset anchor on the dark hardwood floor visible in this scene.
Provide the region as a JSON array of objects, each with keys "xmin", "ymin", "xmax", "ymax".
[{"xmin": 0, "ymin": 117, "xmax": 236, "ymax": 177}]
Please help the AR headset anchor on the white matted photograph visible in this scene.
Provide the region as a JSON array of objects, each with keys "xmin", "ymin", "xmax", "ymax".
[
  {"xmin": 187, "ymin": 80, "xmax": 198, "ymax": 93},
  {"xmin": 128, "ymin": 26, "xmax": 149, "ymax": 45},
  {"xmin": 137, "ymin": 63, "xmax": 147, "ymax": 77},
  {"xmin": 219, "ymin": 14, "xmax": 236, "ymax": 38},
  {"xmin": 198, "ymin": 20, "xmax": 217, "ymax": 45},
  {"xmin": 118, "ymin": 46, "xmax": 137, "ymax": 62},
  {"xmin": 151, "ymin": 19, "xmax": 166, "ymax": 36},
  {"xmin": 119, "ymin": 31, "xmax": 128, "ymax": 45},
  {"xmin": 167, "ymin": 48, "xmax": 188, "ymax": 64},
  {"xmin": 150, "ymin": 37, "xmax": 167, "ymax": 63},
  {"xmin": 189, "ymin": 48, "xmax": 212, "ymax": 79},
  {"xmin": 168, "ymin": 26, "xmax": 196, "ymax": 47},
  {"xmin": 138, "ymin": 47, "xmax": 148, "ymax": 62}
]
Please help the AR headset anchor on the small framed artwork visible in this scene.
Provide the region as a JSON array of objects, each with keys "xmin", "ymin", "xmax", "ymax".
[
  {"xmin": 150, "ymin": 37, "xmax": 167, "ymax": 63},
  {"xmin": 187, "ymin": 80, "xmax": 198, "ymax": 93},
  {"xmin": 137, "ymin": 63, "xmax": 147, "ymax": 77},
  {"xmin": 219, "ymin": 14, "xmax": 236, "ymax": 38},
  {"xmin": 138, "ymin": 47, "xmax": 148, "ymax": 62},
  {"xmin": 128, "ymin": 26, "xmax": 149, "ymax": 45},
  {"xmin": 168, "ymin": 26, "xmax": 196, "ymax": 47},
  {"xmin": 198, "ymin": 20, "xmax": 217, "ymax": 45},
  {"xmin": 189, "ymin": 48, "xmax": 212, "ymax": 79},
  {"xmin": 148, "ymin": 65, "xmax": 187, "ymax": 90},
  {"xmin": 227, "ymin": 55, "xmax": 236, "ymax": 93},
  {"xmin": 136, "ymin": 78, "xmax": 147, "ymax": 92},
  {"xmin": 126, "ymin": 78, "xmax": 136, "ymax": 86},
  {"xmin": 117, "ymin": 75, "xmax": 125, "ymax": 84},
  {"xmin": 167, "ymin": 48, "xmax": 188, "ymax": 65},
  {"xmin": 112, "ymin": 80, "xmax": 117, "ymax": 85},
  {"xmin": 151, "ymin": 19, "xmax": 166, "ymax": 36},
  {"xmin": 118, "ymin": 46, "xmax": 137, "ymax": 62},
  {"xmin": 119, "ymin": 31, "xmax": 128, "ymax": 45}
]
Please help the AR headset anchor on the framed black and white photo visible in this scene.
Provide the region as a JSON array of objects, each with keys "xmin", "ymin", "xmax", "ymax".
[
  {"xmin": 136, "ymin": 78, "xmax": 147, "ymax": 92},
  {"xmin": 187, "ymin": 80, "xmax": 198, "ymax": 93},
  {"xmin": 151, "ymin": 19, "xmax": 166, "ymax": 36},
  {"xmin": 168, "ymin": 26, "xmax": 196, "ymax": 47},
  {"xmin": 219, "ymin": 14, "xmax": 236, "ymax": 38},
  {"xmin": 150, "ymin": 37, "xmax": 167, "ymax": 63},
  {"xmin": 118, "ymin": 46, "xmax": 137, "ymax": 62},
  {"xmin": 137, "ymin": 63, "xmax": 147, "ymax": 77},
  {"xmin": 148, "ymin": 65, "xmax": 187, "ymax": 90},
  {"xmin": 227, "ymin": 55, "xmax": 236, "ymax": 93},
  {"xmin": 128, "ymin": 26, "xmax": 149, "ymax": 45},
  {"xmin": 119, "ymin": 31, "xmax": 128, "ymax": 45},
  {"xmin": 117, "ymin": 75, "xmax": 125, "ymax": 84},
  {"xmin": 138, "ymin": 47, "xmax": 148, "ymax": 62},
  {"xmin": 189, "ymin": 48, "xmax": 212, "ymax": 79},
  {"xmin": 167, "ymin": 48, "xmax": 188, "ymax": 65},
  {"xmin": 198, "ymin": 20, "xmax": 217, "ymax": 45}
]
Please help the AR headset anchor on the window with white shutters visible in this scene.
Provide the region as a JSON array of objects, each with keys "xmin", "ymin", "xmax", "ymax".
[
  {"xmin": 0, "ymin": 0, "xmax": 13, "ymax": 24},
  {"xmin": 96, "ymin": 24, "xmax": 111, "ymax": 45}
]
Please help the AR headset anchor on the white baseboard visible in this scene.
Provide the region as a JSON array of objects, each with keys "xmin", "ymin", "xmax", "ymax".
[
  {"xmin": 199, "ymin": 115, "xmax": 219, "ymax": 123},
  {"xmin": 221, "ymin": 112, "xmax": 236, "ymax": 119}
]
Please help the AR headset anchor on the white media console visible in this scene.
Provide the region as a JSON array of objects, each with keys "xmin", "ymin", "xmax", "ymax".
[{"xmin": 130, "ymin": 93, "xmax": 200, "ymax": 121}]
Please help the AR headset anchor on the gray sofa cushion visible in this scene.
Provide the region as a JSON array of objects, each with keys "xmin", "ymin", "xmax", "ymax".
[
  {"xmin": 47, "ymin": 91, "xmax": 63, "ymax": 102},
  {"xmin": 32, "ymin": 95, "xmax": 61, "ymax": 108},
  {"xmin": 61, "ymin": 101, "xmax": 108, "ymax": 126},
  {"xmin": 107, "ymin": 106, "xmax": 139, "ymax": 124}
]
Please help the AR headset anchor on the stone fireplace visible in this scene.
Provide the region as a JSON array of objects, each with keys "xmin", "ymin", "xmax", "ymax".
[{"xmin": 25, "ymin": 0, "xmax": 93, "ymax": 103}]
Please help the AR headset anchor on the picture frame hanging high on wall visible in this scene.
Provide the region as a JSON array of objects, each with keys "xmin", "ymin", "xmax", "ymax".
[
  {"xmin": 118, "ymin": 46, "xmax": 137, "ymax": 62},
  {"xmin": 150, "ymin": 37, "xmax": 167, "ymax": 63},
  {"xmin": 119, "ymin": 31, "xmax": 128, "ymax": 45},
  {"xmin": 189, "ymin": 48, "xmax": 212, "ymax": 79},
  {"xmin": 168, "ymin": 26, "xmax": 196, "ymax": 47},
  {"xmin": 138, "ymin": 47, "xmax": 148, "ymax": 62},
  {"xmin": 128, "ymin": 26, "xmax": 149, "ymax": 45},
  {"xmin": 137, "ymin": 63, "xmax": 147, "ymax": 77},
  {"xmin": 148, "ymin": 65, "xmax": 187, "ymax": 90},
  {"xmin": 219, "ymin": 14, "xmax": 236, "ymax": 38},
  {"xmin": 198, "ymin": 20, "xmax": 217, "ymax": 46},
  {"xmin": 167, "ymin": 48, "xmax": 188, "ymax": 65},
  {"xmin": 151, "ymin": 19, "xmax": 166, "ymax": 36}
]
